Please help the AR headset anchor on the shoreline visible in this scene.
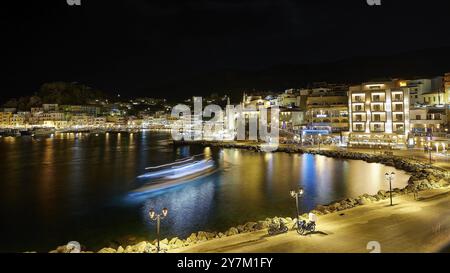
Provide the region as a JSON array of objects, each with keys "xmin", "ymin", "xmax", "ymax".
[{"xmin": 50, "ymin": 141, "xmax": 450, "ymax": 253}]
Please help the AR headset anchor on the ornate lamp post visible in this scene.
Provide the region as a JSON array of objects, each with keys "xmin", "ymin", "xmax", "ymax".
[
  {"xmin": 384, "ymin": 172, "xmax": 395, "ymax": 206},
  {"xmin": 149, "ymin": 207, "xmax": 168, "ymax": 253},
  {"xmin": 290, "ymin": 187, "xmax": 304, "ymax": 220}
]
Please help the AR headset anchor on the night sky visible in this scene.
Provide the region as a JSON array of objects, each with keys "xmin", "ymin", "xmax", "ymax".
[{"xmin": 3, "ymin": 0, "xmax": 450, "ymax": 100}]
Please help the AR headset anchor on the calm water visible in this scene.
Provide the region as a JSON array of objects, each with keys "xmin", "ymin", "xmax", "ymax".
[{"xmin": 0, "ymin": 132, "xmax": 409, "ymax": 252}]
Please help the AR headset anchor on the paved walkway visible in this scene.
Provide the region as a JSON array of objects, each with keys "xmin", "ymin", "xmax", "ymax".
[{"xmin": 172, "ymin": 187, "xmax": 450, "ymax": 253}]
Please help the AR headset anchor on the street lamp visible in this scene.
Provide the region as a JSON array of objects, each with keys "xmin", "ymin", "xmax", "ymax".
[
  {"xmin": 149, "ymin": 207, "xmax": 169, "ymax": 253},
  {"xmin": 318, "ymin": 133, "xmax": 322, "ymax": 151},
  {"xmin": 384, "ymin": 172, "xmax": 395, "ymax": 206},
  {"xmin": 428, "ymin": 141, "xmax": 432, "ymax": 165},
  {"xmin": 290, "ymin": 187, "xmax": 304, "ymax": 220}
]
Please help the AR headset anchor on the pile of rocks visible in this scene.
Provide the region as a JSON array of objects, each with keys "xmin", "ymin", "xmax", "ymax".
[{"xmin": 62, "ymin": 217, "xmax": 294, "ymax": 253}]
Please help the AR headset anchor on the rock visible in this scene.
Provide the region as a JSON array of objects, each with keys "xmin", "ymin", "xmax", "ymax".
[
  {"xmin": 237, "ymin": 225, "xmax": 245, "ymax": 233},
  {"xmin": 315, "ymin": 205, "xmax": 329, "ymax": 213},
  {"xmin": 197, "ymin": 231, "xmax": 208, "ymax": 241},
  {"xmin": 160, "ymin": 238, "xmax": 169, "ymax": 245},
  {"xmin": 206, "ymin": 232, "xmax": 216, "ymax": 240},
  {"xmin": 116, "ymin": 246, "xmax": 124, "ymax": 253},
  {"xmin": 309, "ymin": 209, "xmax": 323, "ymax": 215},
  {"xmin": 53, "ymin": 244, "xmax": 84, "ymax": 253},
  {"xmin": 169, "ymin": 237, "xmax": 179, "ymax": 245},
  {"xmin": 124, "ymin": 245, "xmax": 133, "ymax": 253},
  {"xmin": 186, "ymin": 233, "xmax": 197, "ymax": 243},
  {"xmin": 173, "ymin": 239, "xmax": 184, "ymax": 248},
  {"xmin": 256, "ymin": 220, "xmax": 269, "ymax": 230},
  {"xmin": 377, "ymin": 190, "xmax": 386, "ymax": 197},
  {"xmin": 357, "ymin": 197, "xmax": 370, "ymax": 205},
  {"xmin": 244, "ymin": 222, "xmax": 257, "ymax": 231},
  {"xmin": 226, "ymin": 227, "xmax": 239, "ymax": 236},
  {"xmin": 159, "ymin": 242, "xmax": 169, "ymax": 251},
  {"xmin": 131, "ymin": 241, "xmax": 149, "ymax": 253},
  {"xmin": 98, "ymin": 247, "xmax": 116, "ymax": 253},
  {"xmin": 437, "ymin": 179, "xmax": 450, "ymax": 187}
]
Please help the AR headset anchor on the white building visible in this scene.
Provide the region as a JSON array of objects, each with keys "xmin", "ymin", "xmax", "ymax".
[{"xmin": 348, "ymin": 80, "xmax": 410, "ymax": 147}]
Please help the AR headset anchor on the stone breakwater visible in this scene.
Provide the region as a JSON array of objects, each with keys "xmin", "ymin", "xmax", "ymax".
[{"xmin": 50, "ymin": 141, "xmax": 450, "ymax": 253}]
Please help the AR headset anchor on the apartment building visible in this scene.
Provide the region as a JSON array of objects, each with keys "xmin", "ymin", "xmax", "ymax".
[
  {"xmin": 410, "ymin": 107, "xmax": 447, "ymax": 136},
  {"xmin": 0, "ymin": 112, "xmax": 12, "ymax": 127},
  {"xmin": 348, "ymin": 80, "xmax": 410, "ymax": 147},
  {"xmin": 305, "ymin": 93, "xmax": 349, "ymax": 133}
]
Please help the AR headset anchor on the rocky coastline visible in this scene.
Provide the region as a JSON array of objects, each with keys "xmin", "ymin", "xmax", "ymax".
[{"xmin": 50, "ymin": 141, "xmax": 450, "ymax": 253}]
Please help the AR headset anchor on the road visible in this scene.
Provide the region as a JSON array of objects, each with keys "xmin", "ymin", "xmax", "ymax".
[{"xmin": 171, "ymin": 187, "xmax": 450, "ymax": 253}]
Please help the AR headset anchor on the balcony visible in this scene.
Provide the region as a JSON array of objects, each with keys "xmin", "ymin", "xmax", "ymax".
[
  {"xmin": 371, "ymin": 128, "xmax": 385, "ymax": 132},
  {"xmin": 392, "ymin": 96, "xmax": 404, "ymax": 102},
  {"xmin": 353, "ymin": 127, "xmax": 365, "ymax": 132}
]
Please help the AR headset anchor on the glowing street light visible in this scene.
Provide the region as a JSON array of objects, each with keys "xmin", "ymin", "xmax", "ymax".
[
  {"xmin": 149, "ymin": 207, "xmax": 169, "ymax": 253},
  {"xmin": 384, "ymin": 172, "xmax": 395, "ymax": 206},
  {"xmin": 290, "ymin": 187, "xmax": 304, "ymax": 221},
  {"xmin": 318, "ymin": 133, "xmax": 322, "ymax": 151}
]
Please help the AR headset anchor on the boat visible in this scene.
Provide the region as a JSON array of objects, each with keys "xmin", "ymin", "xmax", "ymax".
[
  {"xmin": 31, "ymin": 128, "xmax": 55, "ymax": 136},
  {"xmin": 19, "ymin": 129, "xmax": 33, "ymax": 136},
  {"xmin": 1, "ymin": 129, "xmax": 21, "ymax": 137},
  {"xmin": 131, "ymin": 157, "xmax": 215, "ymax": 194}
]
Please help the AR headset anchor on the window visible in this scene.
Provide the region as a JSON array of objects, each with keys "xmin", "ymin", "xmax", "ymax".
[
  {"xmin": 395, "ymin": 114, "xmax": 403, "ymax": 121},
  {"xmin": 373, "ymin": 104, "xmax": 381, "ymax": 111},
  {"xmin": 395, "ymin": 124, "xmax": 404, "ymax": 132},
  {"xmin": 373, "ymin": 95, "xmax": 381, "ymax": 102},
  {"xmin": 355, "ymin": 124, "xmax": 364, "ymax": 131},
  {"xmin": 373, "ymin": 114, "xmax": 381, "ymax": 122},
  {"xmin": 416, "ymin": 115, "xmax": 421, "ymax": 120},
  {"xmin": 355, "ymin": 105, "xmax": 363, "ymax": 111},
  {"xmin": 355, "ymin": 114, "xmax": 362, "ymax": 121},
  {"xmin": 374, "ymin": 124, "xmax": 383, "ymax": 131},
  {"xmin": 393, "ymin": 94, "xmax": 402, "ymax": 101},
  {"xmin": 394, "ymin": 104, "xmax": 403, "ymax": 111},
  {"xmin": 354, "ymin": 96, "xmax": 363, "ymax": 102}
]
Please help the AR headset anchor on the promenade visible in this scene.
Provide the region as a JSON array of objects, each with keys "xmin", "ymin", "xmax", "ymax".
[{"xmin": 172, "ymin": 187, "xmax": 450, "ymax": 253}]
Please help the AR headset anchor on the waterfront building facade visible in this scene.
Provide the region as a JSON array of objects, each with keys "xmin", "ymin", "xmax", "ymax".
[
  {"xmin": 305, "ymin": 93, "xmax": 349, "ymax": 133},
  {"xmin": 348, "ymin": 80, "xmax": 410, "ymax": 147}
]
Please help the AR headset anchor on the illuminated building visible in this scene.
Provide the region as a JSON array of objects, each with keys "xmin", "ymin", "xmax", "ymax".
[
  {"xmin": 305, "ymin": 92, "xmax": 349, "ymax": 133},
  {"xmin": 445, "ymin": 72, "xmax": 450, "ymax": 103},
  {"xmin": 280, "ymin": 107, "xmax": 305, "ymax": 131},
  {"xmin": 410, "ymin": 107, "xmax": 447, "ymax": 136},
  {"xmin": 277, "ymin": 89, "xmax": 298, "ymax": 107},
  {"xmin": 60, "ymin": 105, "xmax": 101, "ymax": 116},
  {"xmin": 0, "ymin": 111, "xmax": 12, "ymax": 127},
  {"xmin": 348, "ymin": 80, "xmax": 410, "ymax": 147}
]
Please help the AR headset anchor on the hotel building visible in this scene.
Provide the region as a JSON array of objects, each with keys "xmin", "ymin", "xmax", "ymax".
[
  {"xmin": 348, "ymin": 80, "xmax": 410, "ymax": 147},
  {"xmin": 305, "ymin": 92, "xmax": 349, "ymax": 133}
]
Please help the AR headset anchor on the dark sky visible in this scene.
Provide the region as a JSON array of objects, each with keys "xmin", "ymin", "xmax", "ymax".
[{"xmin": 3, "ymin": 0, "xmax": 450, "ymax": 100}]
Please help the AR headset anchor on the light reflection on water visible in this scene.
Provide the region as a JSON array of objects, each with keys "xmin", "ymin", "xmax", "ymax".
[{"xmin": 0, "ymin": 132, "xmax": 409, "ymax": 252}]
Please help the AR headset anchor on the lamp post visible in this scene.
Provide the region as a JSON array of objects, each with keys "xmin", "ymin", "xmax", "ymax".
[
  {"xmin": 149, "ymin": 207, "xmax": 169, "ymax": 253},
  {"xmin": 384, "ymin": 172, "xmax": 395, "ymax": 206},
  {"xmin": 318, "ymin": 133, "xmax": 322, "ymax": 151},
  {"xmin": 428, "ymin": 141, "xmax": 432, "ymax": 165},
  {"xmin": 290, "ymin": 187, "xmax": 304, "ymax": 221}
]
